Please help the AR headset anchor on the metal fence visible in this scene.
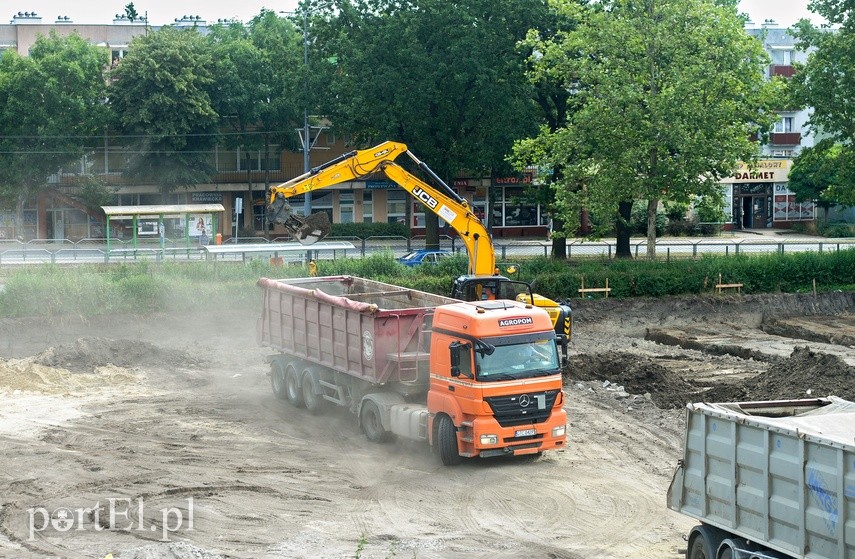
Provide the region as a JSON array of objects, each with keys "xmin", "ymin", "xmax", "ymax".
[{"xmin": 1, "ymin": 235, "xmax": 854, "ymax": 267}]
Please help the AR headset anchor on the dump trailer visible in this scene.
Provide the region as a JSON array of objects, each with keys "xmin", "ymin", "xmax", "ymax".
[
  {"xmin": 667, "ymin": 397, "xmax": 855, "ymax": 559},
  {"xmin": 257, "ymin": 275, "xmax": 567, "ymax": 465}
]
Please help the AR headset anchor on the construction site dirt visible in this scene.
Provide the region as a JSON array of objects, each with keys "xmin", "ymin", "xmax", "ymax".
[{"xmin": 0, "ymin": 290, "xmax": 853, "ymax": 559}]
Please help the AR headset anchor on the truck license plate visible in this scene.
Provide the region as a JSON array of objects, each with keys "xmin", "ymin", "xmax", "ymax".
[{"xmin": 515, "ymin": 428, "xmax": 536, "ymax": 437}]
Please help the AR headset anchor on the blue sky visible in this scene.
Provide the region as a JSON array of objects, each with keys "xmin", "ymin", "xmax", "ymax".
[{"xmin": 15, "ymin": 0, "xmax": 820, "ymax": 28}]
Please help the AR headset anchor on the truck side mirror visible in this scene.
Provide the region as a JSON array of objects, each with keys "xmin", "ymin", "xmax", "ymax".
[
  {"xmin": 449, "ymin": 341, "xmax": 472, "ymax": 378},
  {"xmin": 449, "ymin": 341, "xmax": 463, "ymax": 377}
]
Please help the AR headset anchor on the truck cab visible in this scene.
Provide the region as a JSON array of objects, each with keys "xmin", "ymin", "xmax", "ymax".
[{"xmin": 426, "ymin": 299, "xmax": 567, "ymax": 465}]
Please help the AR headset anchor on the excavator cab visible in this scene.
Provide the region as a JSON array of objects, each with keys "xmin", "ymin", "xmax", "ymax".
[{"xmin": 451, "ymin": 275, "xmax": 571, "ymax": 365}]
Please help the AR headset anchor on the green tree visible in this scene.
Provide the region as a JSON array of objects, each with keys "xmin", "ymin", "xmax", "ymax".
[
  {"xmin": 208, "ymin": 16, "xmax": 273, "ymax": 229},
  {"xmin": 512, "ymin": 0, "xmax": 592, "ymax": 258},
  {"xmin": 315, "ymin": 0, "xmax": 541, "ymax": 248},
  {"xmin": 0, "ymin": 32, "xmax": 107, "ymax": 238},
  {"xmin": 791, "ymin": 5, "xmax": 855, "ymax": 211},
  {"xmin": 108, "ymin": 27, "xmax": 218, "ymax": 195},
  {"xmin": 787, "ymin": 139, "xmax": 855, "ymax": 221},
  {"xmin": 518, "ymin": 0, "xmax": 779, "ymax": 258}
]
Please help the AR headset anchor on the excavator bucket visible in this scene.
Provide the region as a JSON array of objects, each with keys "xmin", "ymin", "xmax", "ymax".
[
  {"xmin": 288, "ymin": 211, "xmax": 331, "ymax": 245},
  {"xmin": 267, "ymin": 195, "xmax": 332, "ymax": 245}
]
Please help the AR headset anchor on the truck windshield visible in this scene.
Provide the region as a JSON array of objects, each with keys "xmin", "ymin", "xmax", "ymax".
[{"xmin": 475, "ymin": 339, "xmax": 560, "ymax": 381}]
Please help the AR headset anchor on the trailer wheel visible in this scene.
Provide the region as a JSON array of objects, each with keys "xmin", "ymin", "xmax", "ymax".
[
  {"xmin": 271, "ymin": 361, "xmax": 288, "ymax": 400},
  {"xmin": 301, "ymin": 371, "xmax": 326, "ymax": 415},
  {"xmin": 360, "ymin": 400, "xmax": 390, "ymax": 443},
  {"xmin": 689, "ymin": 533, "xmax": 711, "ymax": 559},
  {"xmin": 436, "ymin": 415, "xmax": 461, "ymax": 466},
  {"xmin": 284, "ymin": 362, "xmax": 303, "ymax": 408},
  {"xmin": 717, "ymin": 538, "xmax": 764, "ymax": 559}
]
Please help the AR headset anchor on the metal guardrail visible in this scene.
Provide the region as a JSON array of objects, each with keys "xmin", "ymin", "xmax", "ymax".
[{"xmin": 1, "ymin": 236, "xmax": 854, "ymax": 267}]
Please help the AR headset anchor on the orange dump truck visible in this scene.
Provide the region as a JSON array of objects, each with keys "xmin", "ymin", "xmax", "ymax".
[{"xmin": 257, "ymin": 275, "xmax": 567, "ymax": 465}]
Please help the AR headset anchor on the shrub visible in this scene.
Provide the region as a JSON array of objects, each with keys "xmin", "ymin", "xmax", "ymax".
[
  {"xmin": 330, "ymin": 222, "xmax": 411, "ymax": 239},
  {"xmin": 817, "ymin": 222, "xmax": 854, "ymax": 238}
]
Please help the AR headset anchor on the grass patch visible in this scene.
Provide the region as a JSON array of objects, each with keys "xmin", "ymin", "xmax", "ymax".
[{"xmin": 2, "ymin": 248, "xmax": 854, "ymax": 318}]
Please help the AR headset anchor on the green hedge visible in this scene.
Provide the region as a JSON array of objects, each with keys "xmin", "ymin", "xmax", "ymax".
[
  {"xmin": 329, "ymin": 222, "xmax": 411, "ymax": 238},
  {"xmin": 2, "ymin": 249, "xmax": 854, "ymax": 318}
]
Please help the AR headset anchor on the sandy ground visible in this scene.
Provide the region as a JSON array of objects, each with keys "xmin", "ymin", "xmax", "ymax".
[{"xmin": 1, "ymin": 290, "xmax": 854, "ymax": 559}]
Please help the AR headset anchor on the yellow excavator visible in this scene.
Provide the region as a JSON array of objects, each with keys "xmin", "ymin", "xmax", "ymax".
[{"xmin": 266, "ymin": 141, "xmax": 572, "ymax": 359}]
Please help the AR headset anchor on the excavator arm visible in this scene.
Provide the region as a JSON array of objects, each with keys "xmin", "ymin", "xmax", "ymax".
[{"xmin": 266, "ymin": 141, "xmax": 495, "ymax": 275}]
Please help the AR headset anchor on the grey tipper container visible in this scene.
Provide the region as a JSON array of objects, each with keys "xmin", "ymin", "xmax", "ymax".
[{"xmin": 668, "ymin": 397, "xmax": 855, "ymax": 559}]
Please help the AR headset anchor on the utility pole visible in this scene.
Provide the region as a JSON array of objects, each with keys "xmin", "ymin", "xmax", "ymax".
[{"xmin": 301, "ymin": 10, "xmax": 312, "ymax": 263}]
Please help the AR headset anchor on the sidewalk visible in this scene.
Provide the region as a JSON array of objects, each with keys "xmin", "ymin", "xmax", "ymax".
[{"xmin": 727, "ymin": 228, "xmax": 821, "ymax": 240}]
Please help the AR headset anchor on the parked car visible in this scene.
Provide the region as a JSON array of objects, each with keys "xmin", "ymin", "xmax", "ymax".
[{"xmin": 396, "ymin": 249, "xmax": 453, "ymax": 267}]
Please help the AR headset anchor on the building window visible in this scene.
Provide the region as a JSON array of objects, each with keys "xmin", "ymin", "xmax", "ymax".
[
  {"xmin": 362, "ymin": 191, "xmax": 373, "ymax": 223},
  {"xmin": 236, "ymin": 146, "xmax": 281, "ymax": 172},
  {"xmin": 311, "ymin": 191, "xmax": 333, "ymax": 223},
  {"xmin": 339, "ymin": 191, "xmax": 354, "ymax": 224},
  {"xmin": 770, "ymin": 49, "xmax": 794, "ymax": 65},
  {"xmin": 503, "ymin": 187, "xmax": 538, "ymax": 226},
  {"xmin": 774, "ymin": 117, "xmax": 794, "ymax": 133},
  {"xmin": 387, "ymin": 191, "xmax": 406, "ymax": 223}
]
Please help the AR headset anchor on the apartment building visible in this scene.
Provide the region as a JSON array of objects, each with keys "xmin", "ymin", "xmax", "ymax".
[{"xmin": 719, "ymin": 19, "xmax": 817, "ymax": 230}]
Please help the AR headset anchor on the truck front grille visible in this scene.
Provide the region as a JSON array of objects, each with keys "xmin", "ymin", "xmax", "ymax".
[{"xmin": 484, "ymin": 390, "xmax": 559, "ymax": 427}]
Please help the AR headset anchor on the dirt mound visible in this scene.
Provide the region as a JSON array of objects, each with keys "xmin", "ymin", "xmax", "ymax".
[
  {"xmin": 566, "ymin": 352, "xmax": 698, "ymax": 408},
  {"xmin": 568, "ymin": 347, "xmax": 855, "ymax": 409},
  {"xmin": 32, "ymin": 337, "xmax": 204, "ymax": 373},
  {"xmin": 0, "ymin": 360, "xmax": 137, "ymax": 394},
  {"xmin": 704, "ymin": 346, "xmax": 855, "ymax": 403}
]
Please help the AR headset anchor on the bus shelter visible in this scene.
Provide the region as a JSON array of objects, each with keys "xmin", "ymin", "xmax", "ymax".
[{"xmin": 101, "ymin": 204, "xmax": 226, "ymax": 259}]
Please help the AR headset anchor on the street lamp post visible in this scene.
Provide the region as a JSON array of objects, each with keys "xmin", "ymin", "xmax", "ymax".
[{"xmin": 301, "ymin": 9, "xmax": 311, "ymax": 221}]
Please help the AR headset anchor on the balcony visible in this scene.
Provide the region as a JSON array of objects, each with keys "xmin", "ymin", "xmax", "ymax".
[
  {"xmin": 769, "ymin": 132, "xmax": 801, "ymax": 145},
  {"xmin": 770, "ymin": 64, "xmax": 795, "ymax": 78}
]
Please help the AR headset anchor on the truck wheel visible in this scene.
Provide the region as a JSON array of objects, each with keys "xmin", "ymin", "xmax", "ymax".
[
  {"xmin": 689, "ymin": 534, "xmax": 709, "ymax": 559},
  {"xmin": 301, "ymin": 371, "xmax": 326, "ymax": 415},
  {"xmin": 436, "ymin": 415, "xmax": 461, "ymax": 466},
  {"xmin": 360, "ymin": 400, "xmax": 390, "ymax": 443},
  {"xmin": 284, "ymin": 362, "xmax": 303, "ymax": 407},
  {"xmin": 271, "ymin": 361, "xmax": 288, "ymax": 400}
]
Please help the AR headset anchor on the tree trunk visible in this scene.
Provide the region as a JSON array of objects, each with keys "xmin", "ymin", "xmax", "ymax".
[
  {"xmin": 244, "ymin": 152, "xmax": 253, "ymax": 235},
  {"xmin": 615, "ymin": 200, "xmax": 633, "ymax": 259},
  {"xmin": 580, "ymin": 209, "xmax": 591, "ymax": 235},
  {"xmin": 551, "ymin": 217, "xmax": 567, "ymax": 259},
  {"xmin": 424, "ymin": 211, "xmax": 440, "ymax": 250},
  {"xmin": 15, "ymin": 191, "xmax": 27, "ymax": 241},
  {"xmin": 646, "ymin": 198, "xmax": 658, "ymax": 259}
]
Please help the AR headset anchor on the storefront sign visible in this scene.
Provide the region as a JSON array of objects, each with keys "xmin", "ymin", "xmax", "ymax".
[
  {"xmin": 492, "ymin": 173, "xmax": 533, "ymax": 186},
  {"xmin": 191, "ymin": 192, "xmax": 223, "ymax": 203},
  {"xmin": 721, "ymin": 160, "xmax": 791, "ymax": 183},
  {"xmin": 366, "ymin": 181, "xmax": 396, "ymax": 189}
]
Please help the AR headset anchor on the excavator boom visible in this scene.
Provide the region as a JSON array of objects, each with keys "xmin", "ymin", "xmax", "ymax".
[{"xmin": 266, "ymin": 142, "xmax": 495, "ymax": 275}]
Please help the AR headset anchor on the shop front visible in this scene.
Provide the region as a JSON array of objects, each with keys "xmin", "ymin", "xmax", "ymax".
[{"xmin": 721, "ymin": 160, "xmax": 814, "ymax": 229}]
